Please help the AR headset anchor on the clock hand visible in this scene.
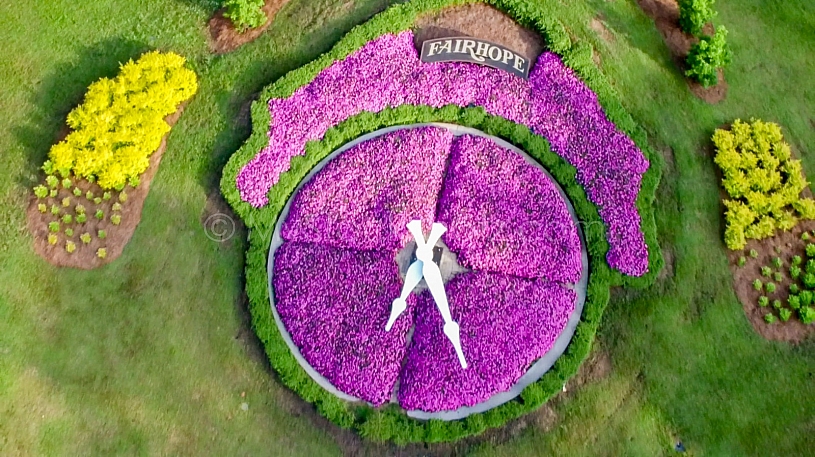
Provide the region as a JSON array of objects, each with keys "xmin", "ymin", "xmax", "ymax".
[
  {"xmin": 420, "ymin": 252, "xmax": 468, "ymax": 369},
  {"xmin": 385, "ymin": 259, "xmax": 423, "ymax": 332}
]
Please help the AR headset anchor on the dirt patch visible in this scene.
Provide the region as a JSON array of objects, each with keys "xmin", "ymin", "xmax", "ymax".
[
  {"xmin": 636, "ymin": 0, "xmax": 727, "ymax": 104},
  {"xmin": 728, "ymin": 222, "xmax": 815, "ymax": 343},
  {"xmin": 414, "ymin": 3, "xmax": 544, "ymax": 64},
  {"xmin": 590, "ymin": 17, "xmax": 616, "ymax": 43},
  {"xmin": 27, "ymin": 108, "xmax": 185, "ymax": 269},
  {"xmin": 208, "ymin": 0, "xmax": 292, "ymax": 54}
]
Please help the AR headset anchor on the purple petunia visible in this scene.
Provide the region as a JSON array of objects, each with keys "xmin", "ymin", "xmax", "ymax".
[
  {"xmin": 397, "ymin": 271, "xmax": 576, "ymax": 412},
  {"xmin": 281, "ymin": 127, "xmax": 453, "ymax": 251},
  {"xmin": 436, "ymin": 134, "xmax": 582, "ymax": 284},
  {"xmin": 238, "ymin": 31, "xmax": 649, "ymax": 276}
]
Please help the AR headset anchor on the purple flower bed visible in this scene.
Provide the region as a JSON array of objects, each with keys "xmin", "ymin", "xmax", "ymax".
[
  {"xmin": 281, "ymin": 127, "xmax": 452, "ymax": 251},
  {"xmin": 437, "ymin": 134, "xmax": 582, "ymax": 284},
  {"xmin": 397, "ymin": 271, "xmax": 576, "ymax": 412},
  {"xmin": 237, "ymin": 30, "xmax": 649, "ymax": 276},
  {"xmin": 272, "ymin": 241, "xmax": 416, "ymax": 406}
]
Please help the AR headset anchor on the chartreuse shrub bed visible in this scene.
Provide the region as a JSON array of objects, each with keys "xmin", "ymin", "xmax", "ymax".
[
  {"xmin": 220, "ymin": 0, "xmax": 662, "ymax": 443},
  {"xmin": 30, "ymin": 51, "xmax": 197, "ymax": 264}
]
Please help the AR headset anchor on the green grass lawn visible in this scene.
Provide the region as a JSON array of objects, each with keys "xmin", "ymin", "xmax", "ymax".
[{"xmin": 0, "ymin": 0, "xmax": 813, "ymax": 455}]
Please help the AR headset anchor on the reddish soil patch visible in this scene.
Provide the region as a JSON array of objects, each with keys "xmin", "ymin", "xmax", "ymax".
[
  {"xmin": 27, "ymin": 108, "xmax": 185, "ymax": 269},
  {"xmin": 728, "ymin": 222, "xmax": 815, "ymax": 343},
  {"xmin": 208, "ymin": 0, "xmax": 292, "ymax": 54},
  {"xmin": 636, "ymin": 0, "xmax": 727, "ymax": 104},
  {"xmin": 413, "ymin": 3, "xmax": 544, "ymax": 64}
]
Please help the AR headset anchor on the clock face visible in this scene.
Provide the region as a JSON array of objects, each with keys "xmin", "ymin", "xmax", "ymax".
[{"xmin": 269, "ymin": 125, "xmax": 586, "ymax": 416}]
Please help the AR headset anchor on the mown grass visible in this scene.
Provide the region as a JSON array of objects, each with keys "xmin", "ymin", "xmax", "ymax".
[{"xmin": 0, "ymin": 0, "xmax": 813, "ymax": 455}]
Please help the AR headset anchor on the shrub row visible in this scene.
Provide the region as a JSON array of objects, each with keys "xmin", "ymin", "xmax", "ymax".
[
  {"xmin": 220, "ymin": 0, "xmax": 662, "ymax": 443},
  {"xmin": 48, "ymin": 51, "xmax": 197, "ymax": 190},
  {"xmin": 714, "ymin": 119, "xmax": 815, "ymax": 250}
]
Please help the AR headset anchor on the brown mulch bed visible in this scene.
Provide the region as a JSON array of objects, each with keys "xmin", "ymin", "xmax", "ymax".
[
  {"xmin": 728, "ymin": 221, "xmax": 815, "ymax": 343},
  {"xmin": 413, "ymin": 3, "xmax": 544, "ymax": 64},
  {"xmin": 636, "ymin": 0, "xmax": 727, "ymax": 104},
  {"xmin": 27, "ymin": 108, "xmax": 185, "ymax": 270},
  {"xmin": 208, "ymin": 0, "xmax": 292, "ymax": 54}
]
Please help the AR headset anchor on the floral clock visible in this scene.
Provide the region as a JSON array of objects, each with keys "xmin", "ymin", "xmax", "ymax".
[
  {"xmin": 221, "ymin": 0, "xmax": 661, "ymax": 441},
  {"xmin": 269, "ymin": 125, "xmax": 587, "ymax": 417}
]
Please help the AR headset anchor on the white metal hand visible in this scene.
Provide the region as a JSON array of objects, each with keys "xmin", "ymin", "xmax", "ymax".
[{"xmin": 386, "ymin": 260, "xmax": 423, "ymax": 331}]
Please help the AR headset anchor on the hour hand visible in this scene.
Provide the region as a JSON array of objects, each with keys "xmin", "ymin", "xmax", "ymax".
[{"xmin": 385, "ymin": 260, "xmax": 423, "ymax": 331}]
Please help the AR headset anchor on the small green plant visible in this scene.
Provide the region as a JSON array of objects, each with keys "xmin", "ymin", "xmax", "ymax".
[
  {"xmin": 64, "ymin": 228, "xmax": 74, "ymax": 237},
  {"xmin": 111, "ymin": 214, "xmax": 121, "ymax": 226},
  {"xmin": 761, "ymin": 266, "xmax": 772, "ymax": 277},
  {"xmin": 807, "ymin": 244, "xmax": 815, "ymax": 258},
  {"xmin": 80, "ymin": 232, "xmax": 92, "ymax": 244},
  {"xmin": 790, "ymin": 284, "xmax": 800, "ymax": 295},
  {"xmin": 37, "ymin": 203, "xmax": 47, "ymax": 213},
  {"xmin": 678, "ymin": 0, "xmax": 717, "ymax": 36},
  {"xmin": 765, "ymin": 282, "xmax": 776, "ymax": 293},
  {"xmin": 103, "ymin": 191, "xmax": 111, "ymax": 201},
  {"xmin": 48, "ymin": 221, "xmax": 60, "ymax": 232},
  {"xmin": 223, "ymin": 0, "xmax": 267, "ymax": 32},
  {"xmin": 46, "ymin": 175, "xmax": 59, "ymax": 188},
  {"xmin": 749, "ymin": 249, "xmax": 759, "ymax": 259},
  {"xmin": 792, "ymin": 255, "xmax": 803, "ymax": 266},
  {"xmin": 807, "ymin": 259, "xmax": 815, "ymax": 274},
  {"xmin": 773, "ymin": 272, "xmax": 783, "ymax": 282},
  {"xmin": 128, "ymin": 176, "xmax": 140, "ymax": 188},
  {"xmin": 801, "ymin": 290, "xmax": 813, "ymax": 307},
  {"xmin": 75, "ymin": 204, "xmax": 85, "ymax": 215},
  {"xmin": 97, "ymin": 248, "xmax": 107, "ymax": 259},
  {"xmin": 50, "ymin": 204, "xmax": 60, "ymax": 215},
  {"xmin": 61, "ymin": 178, "xmax": 72, "ymax": 189},
  {"xmin": 803, "ymin": 232, "xmax": 811, "ymax": 241},
  {"xmin": 98, "ymin": 230, "xmax": 107, "ymax": 239},
  {"xmin": 86, "ymin": 190, "xmax": 94, "ymax": 200},
  {"xmin": 95, "ymin": 209, "xmax": 104, "ymax": 220},
  {"xmin": 112, "ymin": 202, "xmax": 123, "ymax": 212},
  {"xmin": 752, "ymin": 279, "xmax": 762, "ymax": 291},
  {"xmin": 72, "ymin": 187, "xmax": 82, "ymax": 197},
  {"xmin": 93, "ymin": 197, "xmax": 102, "ymax": 204},
  {"xmin": 804, "ymin": 273, "xmax": 815, "ymax": 289},
  {"xmin": 65, "ymin": 240, "xmax": 76, "ymax": 253},
  {"xmin": 685, "ymin": 27, "xmax": 732, "ymax": 88},
  {"xmin": 764, "ymin": 313, "xmax": 776, "ymax": 324},
  {"xmin": 800, "ymin": 306, "xmax": 815, "ymax": 325},
  {"xmin": 47, "ymin": 234, "xmax": 58, "ymax": 245},
  {"xmin": 772, "ymin": 257, "xmax": 783, "ymax": 268},
  {"xmin": 779, "ymin": 308, "xmax": 792, "ymax": 322},
  {"xmin": 772, "ymin": 299, "xmax": 782, "ymax": 310},
  {"xmin": 118, "ymin": 192, "xmax": 128, "ymax": 203},
  {"xmin": 33, "ymin": 185, "xmax": 48, "ymax": 198},
  {"xmin": 62, "ymin": 214, "xmax": 72, "ymax": 224},
  {"xmin": 61, "ymin": 197, "xmax": 71, "ymax": 207},
  {"xmin": 49, "ymin": 189, "xmax": 58, "ymax": 198},
  {"xmin": 758, "ymin": 296, "xmax": 769, "ymax": 307},
  {"xmin": 736, "ymin": 256, "xmax": 746, "ymax": 267},
  {"xmin": 789, "ymin": 295, "xmax": 801, "ymax": 309},
  {"xmin": 76, "ymin": 213, "xmax": 87, "ymax": 223}
]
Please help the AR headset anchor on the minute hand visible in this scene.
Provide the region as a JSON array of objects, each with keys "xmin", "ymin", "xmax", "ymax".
[{"xmin": 422, "ymin": 259, "xmax": 467, "ymax": 369}]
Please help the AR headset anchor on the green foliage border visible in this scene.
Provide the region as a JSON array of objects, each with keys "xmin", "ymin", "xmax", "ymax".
[{"xmin": 220, "ymin": 0, "xmax": 663, "ymax": 443}]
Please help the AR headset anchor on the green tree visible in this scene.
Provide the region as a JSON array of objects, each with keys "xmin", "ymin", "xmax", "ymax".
[
  {"xmin": 679, "ymin": 0, "xmax": 717, "ymax": 36},
  {"xmin": 686, "ymin": 27, "xmax": 732, "ymax": 88},
  {"xmin": 224, "ymin": 0, "xmax": 267, "ymax": 32}
]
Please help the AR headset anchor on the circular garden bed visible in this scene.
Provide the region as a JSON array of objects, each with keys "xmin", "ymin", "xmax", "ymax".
[{"xmin": 220, "ymin": 0, "xmax": 662, "ymax": 443}]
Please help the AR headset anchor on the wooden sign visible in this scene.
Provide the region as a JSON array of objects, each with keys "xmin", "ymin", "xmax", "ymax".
[{"xmin": 420, "ymin": 37, "xmax": 530, "ymax": 80}]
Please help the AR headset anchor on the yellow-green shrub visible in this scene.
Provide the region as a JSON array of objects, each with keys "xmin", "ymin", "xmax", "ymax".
[
  {"xmin": 49, "ymin": 51, "xmax": 197, "ymax": 189},
  {"xmin": 714, "ymin": 119, "xmax": 815, "ymax": 250}
]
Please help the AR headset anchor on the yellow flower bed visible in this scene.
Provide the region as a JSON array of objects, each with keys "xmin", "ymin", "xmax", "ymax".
[
  {"xmin": 49, "ymin": 51, "xmax": 198, "ymax": 189},
  {"xmin": 714, "ymin": 119, "xmax": 815, "ymax": 250}
]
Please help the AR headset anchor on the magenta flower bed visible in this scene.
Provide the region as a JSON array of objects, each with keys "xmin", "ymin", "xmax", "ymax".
[
  {"xmin": 237, "ymin": 31, "xmax": 649, "ymax": 276},
  {"xmin": 272, "ymin": 127, "xmax": 583, "ymax": 412},
  {"xmin": 436, "ymin": 134, "xmax": 582, "ymax": 284},
  {"xmin": 397, "ymin": 271, "xmax": 576, "ymax": 412},
  {"xmin": 272, "ymin": 241, "xmax": 416, "ymax": 406},
  {"xmin": 281, "ymin": 127, "xmax": 453, "ymax": 251}
]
